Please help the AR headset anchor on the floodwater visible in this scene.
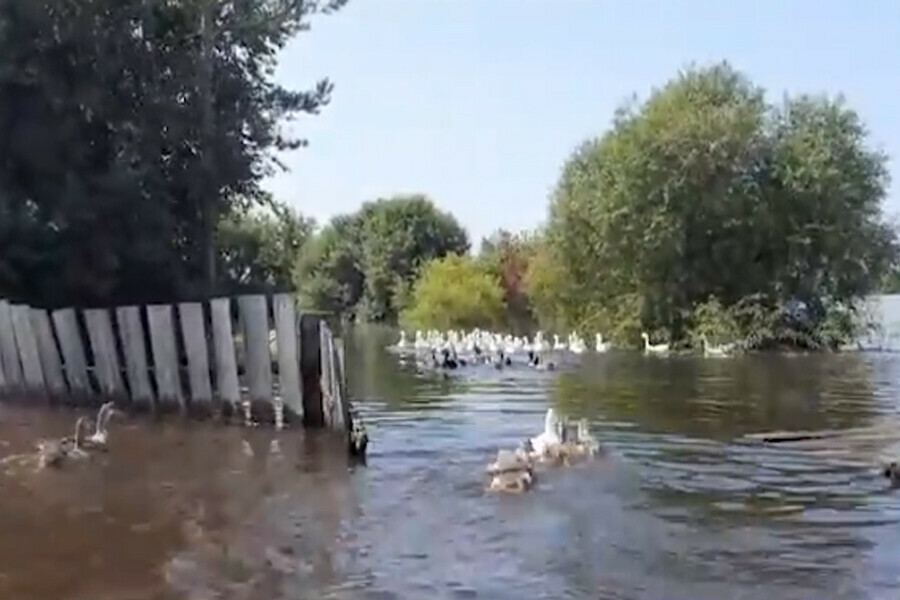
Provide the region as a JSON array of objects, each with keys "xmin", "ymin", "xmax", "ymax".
[{"xmin": 3, "ymin": 325, "xmax": 900, "ymax": 599}]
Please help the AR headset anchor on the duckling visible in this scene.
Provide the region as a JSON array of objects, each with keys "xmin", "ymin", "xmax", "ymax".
[
  {"xmin": 488, "ymin": 468, "xmax": 534, "ymax": 493},
  {"xmin": 37, "ymin": 417, "xmax": 90, "ymax": 469},
  {"xmin": 82, "ymin": 402, "xmax": 118, "ymax": 451},
  {"xmin": 486, "ymin": 447, "xmax": 533, "ymax": 475}
]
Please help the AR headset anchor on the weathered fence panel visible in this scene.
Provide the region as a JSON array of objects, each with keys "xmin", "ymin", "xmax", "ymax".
[
  {"xmin": 273, "ymin": 293, "xmax": 302, "ymax": 417},
  {"xmin": 11, "ymin": 304, "xmax": 45, "ymax": 393},
  {"xmin": 147, "ymin": 304, "xmax": 183, "ymax": 409},
  {"xmin": 1, "ymin": 294, "xmax": 353, "ymax": 438},
  {"xmin": 178, "ymin": 302, "xmax": 212, "ymax": 407},
  {"xmin": 30, "ymin": 309, "xmax": 67, "ymax": 397},
  {"xmin": 238, "ymin": 295, "xmax": 272, "ymax": 403},
  {"xmin": 319, "ymin": 322, "xmax": 348, "ymax": 430},
  {"xmin": 210, "ymin": 298, "xmax": 240, "ymax": 407},
  {"xmin": 116, "ymin": 306, "xmax": 154, "ymax": 406},
  {"xmin": 51, "ymin": 308, "xmax": 91, "ymax": 395},
  {"xmin": 84, "ymin": 308, "xmax": 125, "ymax": 398},
  {"xmin": 300, "ymin": 313, "xmax": 323, "ymax": 426},
  {"xmin": 0, "ymin": 344, "xmax": 6, "ymax": 392},
  {"xmin": 0, "ymin": 300, "xmax": 23, "ymax": 389}
]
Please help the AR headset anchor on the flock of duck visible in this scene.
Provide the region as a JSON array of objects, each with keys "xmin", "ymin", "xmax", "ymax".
[
  {"xmin": 389, "ymin": 328, "xmax": 741, "ymax": 493},
  {"xmin": 392, "ymin": 328, "xmax": 738, "ymax": 372},
  {"xmin": 0, "ymin": 402, "xmax": 119, "ymax": 472}
]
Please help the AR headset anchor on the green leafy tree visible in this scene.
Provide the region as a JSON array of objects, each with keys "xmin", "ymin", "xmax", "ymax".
[
  {"xmin": 401, "ymin": 254, "xmax": 505, "ymax": 331},
  {"xmin": 217, "ymin": 197, "xmax": 314, "ymax": 295},
  {"xmin": 0, "ymin": 0, "xmax": 344, "ymax": 307},
  {"xmin": 539, "ymin": 62, "xmax": 897, "ymax": 349},
  {"xmin": 293, "ymin": 215, "xmax": 364, "ymax": 315},
  {"xmin": 478, "ymin": 229, "xmax": 538, "ymax": 333},
  {"xmin": 294, "ymin": 194, "xmax": 469, "ymax": 321}
]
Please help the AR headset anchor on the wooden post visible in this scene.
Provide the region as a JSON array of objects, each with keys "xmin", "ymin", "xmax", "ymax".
[
  {"xmin": 52, "ymin": 308, "xmax": 91, "ymax": 400},
  {"xmin": 147, "ymin": 304, "xmax": 183, "ymax": 411},
  {"xmin": 210, "ymin": 297, "xmax": 240, "ymax": 410},
  {"xmin": 0, "ymin": 300, "xmax": 24, "ymax": 392},
  {"xmin": 237, "ymin": 294, "xmax": 272, "ymax": 408},
  {"xmin": 300, "ymin": 313, "xmax": 323, "ymax": 427},
  {"xmin": 115, "ymin": 306, "xmax": 154, "ymax": 408},
  {"xmin": 30, "ymin": 308, "xmax": 67, "ymax": 398},
  {"xmin": 273, "ymin": 293, "xmax": 302, "ymax": 421},
  {"xmin": 11, "ymin": 304, "xmax": 45, "ymax": 395},
  {"xmin": 178, "ymin": 302, "xmax": 213, "ymax": 411},
  {"xmin": 84, "ymin": 308, "xmax": 125, "ymax": 400}
]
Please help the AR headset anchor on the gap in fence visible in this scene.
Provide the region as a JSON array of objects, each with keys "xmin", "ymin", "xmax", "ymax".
[{"xmin": 0, "ymin": 294, "xmax": 349, "ymax": 431}]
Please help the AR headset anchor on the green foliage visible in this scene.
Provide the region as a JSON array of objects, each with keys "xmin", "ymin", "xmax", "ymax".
[
  {"xmin": 0, "ymin": 0, "xmax": 344, "ymax": 307},
  {"xmin": 478, "ymin": 229, "xmax": 539, "ymax": 333},
  {"xmin": 217, "ymin": 197, "xmax": 314, "ymax": 295},
  {"xmin": 687, "ymin": 296, "xmax": 740, "ymax": 348},
  {"xmin": 294, "ymin": 195, "xmax": 469, "ymax": 322},
  {"xmin": 538, "ymin": 62, "xmax": 898, "ymax": 349},
  {"xmin": 293, "ymin": 215, "xmax": 364, "ymax": 315},
  {"xmin": 400, "ymin": 254, "xmax": 505, "ymax": 331}
]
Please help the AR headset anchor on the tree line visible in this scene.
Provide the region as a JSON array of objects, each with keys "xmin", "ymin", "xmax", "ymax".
[{"xmin": 0, "ymin": 1, "xmax": 894, "ymax": 351}]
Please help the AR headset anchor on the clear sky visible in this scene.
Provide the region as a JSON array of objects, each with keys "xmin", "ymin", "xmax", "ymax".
[{"xmin": 264, "ymin": 0, "xmax": 900, "ymax": 244}]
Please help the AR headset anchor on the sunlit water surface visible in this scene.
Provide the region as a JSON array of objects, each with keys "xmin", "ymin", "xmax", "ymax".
[{"xmin": 3, "ymin": 310, "xmax": 900, "ymax": 599}]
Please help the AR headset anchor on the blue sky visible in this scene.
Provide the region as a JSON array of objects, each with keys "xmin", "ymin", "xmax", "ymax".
[{"xmin": 264, "ymin": 0, "xmax": 900, "ymax": 244}]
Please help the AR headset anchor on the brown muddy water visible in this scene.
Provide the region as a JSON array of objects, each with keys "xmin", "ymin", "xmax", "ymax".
[{"xmin": 2, "ymin": 326, "xmax": 900, "ymax": 600}]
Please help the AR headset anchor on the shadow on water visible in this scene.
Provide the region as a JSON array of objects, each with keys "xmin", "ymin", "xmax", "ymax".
[{"xmin": 2, "ymin": 325, "xmax": 900, "ymax": 599}]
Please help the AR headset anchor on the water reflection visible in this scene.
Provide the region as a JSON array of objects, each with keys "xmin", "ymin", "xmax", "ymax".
[{"xmin": 1, "ymin": 325, "xmax": 900, "ymax": 599}]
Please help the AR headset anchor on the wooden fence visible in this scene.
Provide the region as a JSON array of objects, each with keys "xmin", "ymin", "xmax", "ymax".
[{"xmin": 0, "ymin": 293, "xmax": 349, "ymax": 430}]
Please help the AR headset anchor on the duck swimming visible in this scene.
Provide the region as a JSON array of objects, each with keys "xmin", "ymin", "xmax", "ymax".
[
  {"xmin": 486, "ymin": 448, "xmax": 535, "ymax": 494},
  {"xmin": 37, "ymin": 417, "xmax": 90, "ymax": 469}
]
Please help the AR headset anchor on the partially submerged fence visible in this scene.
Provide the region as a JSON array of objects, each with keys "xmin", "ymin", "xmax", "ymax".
[{"xmin": 0, "ymin": 294, "xmax": 350, "ymax": 430}]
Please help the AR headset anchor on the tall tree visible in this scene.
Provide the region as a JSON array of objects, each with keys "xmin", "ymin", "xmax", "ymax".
[
  {"xmin": 478, "ymin": 229, "xmax": 538, "ymax": 333},
  {"xmin": 539, "ymin": 62, "xmax": 897, "ymax": 348},
  {"xmin": 0, "ymin": 0, "xmax": 345, "ymax": 307},
  {"xmin": 294, "ymin": 194, "xmax": 470, "ymax": 322}
]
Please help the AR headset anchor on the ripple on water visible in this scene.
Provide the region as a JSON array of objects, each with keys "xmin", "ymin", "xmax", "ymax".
[{"xmin": 5, "ymin": 334, "xmax": 900, "ymax": 599}]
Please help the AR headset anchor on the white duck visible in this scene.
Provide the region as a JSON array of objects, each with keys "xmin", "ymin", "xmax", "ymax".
[
  {"xmin": 595, "ymin": 333, "xmax": 610, "ymax": 353},
  {"xmin": 529, "ymin": 408, "xmax": 563, "ymax": 457},
  {"xmin": 641, "ymin": 332, "xmax": 670, "ymax": 355}
]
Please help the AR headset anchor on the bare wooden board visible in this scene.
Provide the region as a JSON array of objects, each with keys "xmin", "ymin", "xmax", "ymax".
[
  {"xmin": 30, "ymin": 308, "xmax": 67, "ymax": 396},
  {"xmin": 178, "ymin": 302, "xmax": 212, "ymax": 406},
  {"xmin": 237, "ymin": 295, "xmax": 272, "ymax": 403},
  {"xmin": 273, "ymin": 293, "xmax": 302, "ymax": 417},
  {"xmin": 84, "ymin": 308, "xmax": 124, "ymax": 398},
  {"xmin": 210, "ymin": 297, "xmax": 240, "ymax": 406},
  {"xmin": 10, "ymin": 304, "xmax": 44, "ymax": 393},
  {"xmin": 0, "ymin": 300, "xmax": 24, "ymax": 388},
  {"xmin": 116, "ymin": 306, "xmax": 154, "ymax": 406},
  {"xmin": 51, "ymin": 308, "xmax": 91, "ymax": 395},
  {"xmin": 147, "ymin": 304, "xmax": 183, "ymax": 409}
]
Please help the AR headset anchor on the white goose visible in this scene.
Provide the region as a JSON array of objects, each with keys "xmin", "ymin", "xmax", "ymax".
[
  {"xmin": 595, "ymin": 333, "xmax": 610, "ymax": 353},
  {"xmin": 396, "ymin": 331, "xmax": 409, "ymax": 350},
  {"xmin": 82, "ymin": 402, "xmax": 118, "ymax": 450},
  {"xmin": 701, "ymin": 335, "xmax": 735, "ymax": 358},
  {"xmin": 529, "ymin": 408, "xmax": 563, "ymax": 457},
  {"xmin": 641, "ymin": 332, "xmax": 670, "ymax": 355}
]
